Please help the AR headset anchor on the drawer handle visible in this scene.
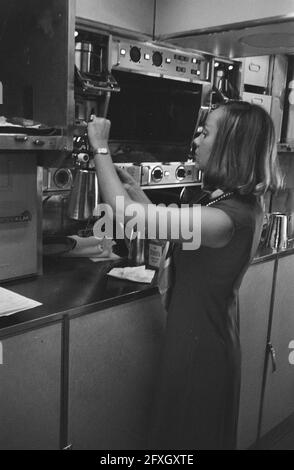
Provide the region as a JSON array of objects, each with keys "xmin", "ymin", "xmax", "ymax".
[
  {"xmin": 249, "ymin": 63, "xmax": 261, "ymax": 72},
  {"xmin": 267, "ymin": 342, "xmax": 277, "ymax": 372},
  {"xmin": 0, "ymin": 210, "xmax": 32, "ymax": 224}
]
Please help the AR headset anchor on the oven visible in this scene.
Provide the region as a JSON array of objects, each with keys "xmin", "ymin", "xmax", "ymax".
[{"xmin": 107, "ymin": 37, "xmax": 212, "ymax": 194}]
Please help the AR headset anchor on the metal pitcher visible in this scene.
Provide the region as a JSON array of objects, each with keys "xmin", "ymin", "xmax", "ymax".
[
  {"xmin": 263, "ymin": 212, "xmax": 289, "ymax": 252},
  {"xmin": 127, "ymin": 229, "xmax": 146, "ymax": 266},
  {"xmin": 67, "ymin": 168, "xmax": 98, "ymax": 221}
]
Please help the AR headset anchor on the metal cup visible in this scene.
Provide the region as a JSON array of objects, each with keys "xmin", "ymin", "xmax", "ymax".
[
  {"xmin": 127, "ymin": 229, "xmax": 145, "ymax": 266},
  {"xmin": 67, "ymin": 168, "xmax": 98, "ymax": 220},
  {"xmin": 263, "ymin": 212, "xmax": 289, "ymax": 252}
]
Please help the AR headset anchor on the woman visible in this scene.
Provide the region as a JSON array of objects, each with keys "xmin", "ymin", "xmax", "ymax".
[{"xmin": 88, "ymin": 101, "xmax": 282, "ymax": 450}]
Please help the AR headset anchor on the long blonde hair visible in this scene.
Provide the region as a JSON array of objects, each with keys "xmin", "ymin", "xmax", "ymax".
[{"xmin": 203, "ymin": 101, "xmax": 283, "ymax": 195}]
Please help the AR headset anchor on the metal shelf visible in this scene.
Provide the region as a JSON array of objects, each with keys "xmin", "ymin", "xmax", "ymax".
[
  {"xmin": 0, "ymin": 135, "xmax": 71, "ymax": 152},
  {"xmin": 141, "ymin": 182, "xmax": 202, "ymax": 190}
]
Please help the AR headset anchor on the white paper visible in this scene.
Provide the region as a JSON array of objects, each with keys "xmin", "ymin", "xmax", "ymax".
[
  {"xmin": 0, "ymin": 287, "xmax": 42, "ymax": 317},
  {"xmin": 89, "ymin": 253, "xmax": 121, "ymax": 262},
  {"xmin": 107, "ymin": 265, "xmax": 155, "ymax": 284}
]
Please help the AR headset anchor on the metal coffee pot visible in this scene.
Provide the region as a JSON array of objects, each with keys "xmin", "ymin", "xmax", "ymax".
[
  {"xmin": 67, "ymin": 168, "xmax": 98, "ymax": 221},
  {"xmin": 263, "ymin": 212, "xmax": 290, "ymax": 252}
]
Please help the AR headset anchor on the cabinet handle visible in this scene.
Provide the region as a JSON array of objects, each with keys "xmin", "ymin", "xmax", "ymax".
[
  {"xmin": 62, "ymin": 443, "xmax": 72, "ymax": 450},
  {"xmin": 249, "ymin": 63, "xmax": 261, "ymax": 72},
  {"xmin": 267, "ymin": 342, "xmax": 277, "ymax": 372},
  {"xmin": 0, "ymin": 210, "xmax": 32, "ymax": 224},
  {"xmin": 252, "ymin": 97, "xmax": 263, "ymax": 105}
]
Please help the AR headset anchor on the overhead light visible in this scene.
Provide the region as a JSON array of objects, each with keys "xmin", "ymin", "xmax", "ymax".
[{"xmin": 214, "ymin": 61, "xmax": 219, "ymax": 67}]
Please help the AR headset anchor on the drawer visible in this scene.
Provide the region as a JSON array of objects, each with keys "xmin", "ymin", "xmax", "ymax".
[
  {"xmin": 242, "ymin": 92, "xmax": 272, "ymax": 114},
  {"xmin": 243, "ymin": 56, "xmax": 270, "ymax": 88}
]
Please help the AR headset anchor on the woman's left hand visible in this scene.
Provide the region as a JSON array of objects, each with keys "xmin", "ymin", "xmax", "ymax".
[{"xmin": 87, "ymin": 116, "xmax": 111, "ymax": 149}]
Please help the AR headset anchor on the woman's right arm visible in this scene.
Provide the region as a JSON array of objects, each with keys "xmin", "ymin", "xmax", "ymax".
[{"xmin": 115, "ymin": 167, "xmax": 152, "ymax": 204}]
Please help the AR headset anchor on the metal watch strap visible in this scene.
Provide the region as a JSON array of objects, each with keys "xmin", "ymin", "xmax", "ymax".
[{"xmin": 94, "ymin": 147, "xmax": 109, "ymax": 155}]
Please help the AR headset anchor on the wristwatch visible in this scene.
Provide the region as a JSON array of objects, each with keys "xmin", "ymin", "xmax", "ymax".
[{"xmin": 94, "ymin": 147, "xmax": 109, "ymax": 155}]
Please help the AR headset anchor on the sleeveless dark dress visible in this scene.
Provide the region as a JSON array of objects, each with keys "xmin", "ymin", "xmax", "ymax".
[{"xmin": 149, "ymin": 194, "xmax": 264, "ymax": 450}]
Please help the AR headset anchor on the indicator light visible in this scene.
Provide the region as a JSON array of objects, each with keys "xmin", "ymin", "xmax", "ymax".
[
  {"xmin": 192, "ymin": 58, "xmax": 197, "ymax": 64},
  {"xmin": 196, "ymin": 70, "xmax": 201, "ymax": 76},
  {"xmin": 214, "ymin": 61, "xmax": 219, "ymax": 67},
  {"xmin": 228, "ymin": 65, "xmax": 234, "ymax": 70},
  {"xmin": 144, "ymin": 53, "xmax": 150, "ymax": 60},
  {"xmin": 120, "ymin": 48, "xmax": 126, "ymax": 56},
  {"xmin": 166, "ymin": 58, "xmax": 171, "ymax": 63}
]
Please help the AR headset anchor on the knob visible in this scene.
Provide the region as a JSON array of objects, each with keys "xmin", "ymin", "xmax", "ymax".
[
  {"xmin": 176, "ymin": 166, "xmax": 186, "ymax": 180},
  {"xmin": 14, "ymin": 135, "xmax": 28, "ymax": 142},
  {"xmin": 151, "ymin": 166, "xmax": 163, "ymax": 182},
  {"xmin": 33, "ymin": 139, "xmax": 45, "ymax": 146},
  {"xmin": 130, "ymin": 46, "xmax": 141, "ymax": 63},
  {"xmin": 152, "ymin": 51, "xmax": 163, "ymax": 67}
]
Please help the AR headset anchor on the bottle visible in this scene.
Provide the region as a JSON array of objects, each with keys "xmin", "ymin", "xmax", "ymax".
[{"xmin": 146, "ymin": 239, "xmax": 166, "ymax": 270}]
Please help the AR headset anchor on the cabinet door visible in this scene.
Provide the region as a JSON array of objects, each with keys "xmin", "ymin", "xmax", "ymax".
[
  {"xmin": 261, "ymin": 255, "xmax": 294, "ymax": 436},
  {"xmin": 242, "ymin": 92, "xmax": 272, "ymax": 114},
  {"xmin": 0, "ymin": 323, "xmax": 62, "ymax": 449},
  {"xmin": 237, "ymin": 260, "xmax": 275, "ymax": 449},
  {"xmin": 76, "ymin": 0, "xmax": 154, "ymax": 36},
  {"xmin": 68, "ymin": 294, "xmax": 166, "ymax": 449},
  {"xmin": 155, "ymin": 1, "xmax": 293, "ymax": 37},
  {"xmin": 243, "ymin": 56, "xmax": 270, "ymax": 88}
]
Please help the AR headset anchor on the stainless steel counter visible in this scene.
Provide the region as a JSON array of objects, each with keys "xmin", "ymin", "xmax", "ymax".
[{"xmin": 2, "ymin": 244, "xmax": 294, "ymax": 336}]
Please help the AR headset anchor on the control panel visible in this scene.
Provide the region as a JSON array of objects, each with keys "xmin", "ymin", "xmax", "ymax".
[
  {"xmin": 140, "ymin": 162, "xmax": 202, "ymax": 186},
  {"xmin": 112, "ymin": 38, "xmax": 212, "ymax": 83},
  {"xmin": 114, "ymin": 162, "xmax": 202, "ymax": 188}
]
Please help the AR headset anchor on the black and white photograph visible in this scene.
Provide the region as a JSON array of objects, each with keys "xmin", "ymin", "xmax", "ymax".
[{"xmin": 1, "ymin": 0, "xmax": 294, "ymax": 454}]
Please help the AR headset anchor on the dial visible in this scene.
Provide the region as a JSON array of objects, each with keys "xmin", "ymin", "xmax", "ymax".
[
  {"xmin": 176, "ymin": 166, "xmax": 186, "ymax": 181},
  {"xmin": 152, "ymin": 51, "xmax": 163, "ymax": 67},
  {"xmin": 151, "ymin": 166, "xmax": 163, "ymax": 182},
  {"xmin": 130, "ymin": 46, "xmax": 141, "ymax": 63}
]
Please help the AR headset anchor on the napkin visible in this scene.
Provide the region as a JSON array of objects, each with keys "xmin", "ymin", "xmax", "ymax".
[
  {"xmin": 0, "ymin": 287, "xmax": 42, "ymax": 317},
  {"xmin": 63, "ymin": 235, "xmax": 121, "ymax": 261},
  {"xmin": 107, "ymin": 265, "xmax": 155, "ymax": 284}
]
